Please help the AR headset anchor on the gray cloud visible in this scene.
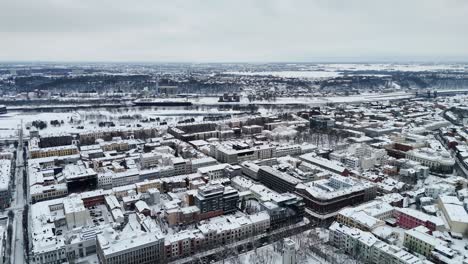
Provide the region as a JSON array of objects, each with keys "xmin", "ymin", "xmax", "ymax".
[{"xmin": 1, "ymin": 0, "xmax": 467, "ymax": 62}]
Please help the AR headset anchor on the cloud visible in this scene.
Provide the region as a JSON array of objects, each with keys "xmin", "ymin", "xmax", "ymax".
[{"xmin": 1, "ymin": 0, "xmax": 467, "ymax": 62}]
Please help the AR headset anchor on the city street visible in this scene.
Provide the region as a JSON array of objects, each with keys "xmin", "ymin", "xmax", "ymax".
[
  {"xmin": 172, "ymin": 218, "xmax": 312, "ymax": 264},
  {"xmin": 10, "ymin": 141, "xmax": 26, "ymax": 264}
]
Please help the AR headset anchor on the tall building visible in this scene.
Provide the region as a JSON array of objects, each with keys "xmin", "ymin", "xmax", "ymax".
[
  {"xmin": 194, "ymin": 184, "xmax": 239, "ymax": 219},
  {"xmin": 63, "ymin": 194, "xmax": 89, "ymax": 229},
  {"xmin": 282, "ymin": 238, "xmax": 296, "ymax": 264}
]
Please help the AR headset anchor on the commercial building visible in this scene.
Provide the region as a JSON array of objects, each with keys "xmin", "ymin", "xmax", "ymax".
[
  {"xmin": 241, "ymin": 125, "xmax": 263, "ymax": 134},
  {"xmin": 258, "ymin": 166, "xmax": 302, "ymax": 193},
  {"xmin": 63, "ymin": 194, "xmax": 89, "ymax": 229},
  {"xmin": 30, "ymin": 183, "xmax": 69, "ymax": 203},
  {"xmin": 212, "ymin": 143, "xmax": 276, "ymax": 164},
  {"xmin": 330, "ymin": 143, "xmax": 388, "ymax": 171},
  {"xmin": 363, "ymin": 127, "xmax": 402, "ymax": 137},
  {"xmin": 295, "ymin": 175, "xmax": 376, "ymax": 219},
  {"xmin": 30, "ymin": 199, "xmax": 69, "ymax": 264},
  {"xmin": 437, "ymin": 195, "xmax": 468, "ymax": 235},
  {"xmin": 406, "ymin": 148, "xmax": 455, "ymax": 173},
  {"xmin": 336, "ymin": 201, "xmax": 394, "ymax": 231},
  {"xmin": 194, "ymin": 184, "xmax": 239, "ymax": 219},
  {"xmin": 96, "ymin": 229, "xmax": 165, "ymax": 264},
  {"xmin": 299, "ymin": 153, "xmax": 350, "ymax": 176},
  {"xmin": 310, "ymin": 115, "xmax": 335, "ymax": 130},
  {"xmin": 62, "ymin": 162, "xmax": 98, "ymax": 192},
  {"xmin": 231, "ymin": 176, "xmax": 304, "ymax": 227},
  {"xmin": 37, "ymin": 133, "xmax": 73, "ymax": 148},
  {"xmin": 240, "ymin": 161, "xmax": 261, "ymax": 180}
]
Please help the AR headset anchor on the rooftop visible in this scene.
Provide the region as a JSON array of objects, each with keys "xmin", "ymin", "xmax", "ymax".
[{"xmin": 0, "ymin": 159, "xmax": 11, "ymax": 191}]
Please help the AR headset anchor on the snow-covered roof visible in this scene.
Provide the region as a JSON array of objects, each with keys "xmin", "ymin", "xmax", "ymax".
[
  {"xmin": 438, "ymin": 195, "xmax": 468, "ymax": 224},
  {"xmin": 0, "ymin": 159, "xmax": 11, "ymax": 191}
]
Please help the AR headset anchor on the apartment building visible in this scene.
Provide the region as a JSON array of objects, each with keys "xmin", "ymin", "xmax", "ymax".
[{"xmin": 29, "ymin": 145, "xmax": 79, "ymax": 159}]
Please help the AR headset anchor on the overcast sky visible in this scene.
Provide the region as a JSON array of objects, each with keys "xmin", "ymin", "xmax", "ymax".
[{"xmin": 1, "ymin": 0, "xmax": 468, "ymax": 62}]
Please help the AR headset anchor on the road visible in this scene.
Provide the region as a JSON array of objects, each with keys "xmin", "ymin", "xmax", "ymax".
[
  {"xmin": 171, "ymin": 218, "xmax": 312, "ymax": 264},
  {"xmin": 437, "ymin": 112, "xmax": 468, "ymax": 178},
  {"xmin": 10, "ymin": 143, "xmax": 26, "ymax": 264}
]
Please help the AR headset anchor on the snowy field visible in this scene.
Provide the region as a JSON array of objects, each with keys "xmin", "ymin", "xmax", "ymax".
[
  {"xmin": 225, "ymin": 71, "xmax": 342, "ymax": 79},
  {"xmin": 225, "ymin": 64, "xmax": 468, "ymax": 80},
  {"xmin": 193, "ymin": 92, "xmax": 413, "ymax": 105},
  {"xmin": 0, "ymin": 107, "xmax": 242, "ymax": 140},
  {"xmin": 310, "ymin": 63, "xmax": 468, "ymax": 73}
]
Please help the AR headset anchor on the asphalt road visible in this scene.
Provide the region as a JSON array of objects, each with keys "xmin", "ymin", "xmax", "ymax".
[{"xmin": 11, "ymin": 144, "xmax": 26, "ymax": 264}]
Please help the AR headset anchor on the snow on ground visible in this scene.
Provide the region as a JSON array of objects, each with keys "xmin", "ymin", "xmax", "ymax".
[
  {"xmin": 0, "ymin": 108, "xmax": 243, "ymax": 140},
  {"xmin": 193, "ymin": 92, "xmax": 413, "ymax": 106},
  {"xmin": 215, "ymin": 229, "xmax": 360, "ymax": 264},
  {"xmin": 0, "ymin": 92, "xmax": 413, "ymax": 140},
  {"xmin": 311, "ymin": 63, "xmax": 468, "ymax": 73},
  {"xmin": 0, "ymin": 111, "xmax": 77, "ymax": 139},
  {"xmin": 217, "ymin": 241, "xmax": 326, "ymax": 264},
  {"xmin": 263, "ymin": 125, "xmax": 298, "ymax": 140},
  {"xmin": 225, "ymin": 64, "xmax": 468, "ymax": 79},
  {"xmin": 225, "ymin": 71, "xmax": 342, "ymax": 79}
]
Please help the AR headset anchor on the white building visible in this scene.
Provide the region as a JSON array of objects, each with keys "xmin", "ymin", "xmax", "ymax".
[
  {"xmin": 140, "ymin": 152, "xmax": 161, "ymax": 169},
  {"xmin": 96, "ymin": 227, "xmax": 165, "ymax": 264},
  {"xmin": 197, "ymin": 163, "xmax": 229, "ymax": 180},
  {"xmin": 406, "ymin": 148, "xmax": 455, "ymax": 173},
  {"xmin": 425, "ymin": 183, "xmax": 455, "ymax": 199},
  {"xmin": 190, "ymin": 157, "xmax": 217, "ymax": 173},
  {"xmin": 63, "ymin": 195, "xmax": 89, "ymax": 229},
  {"xmin": 329, "ymin": 222, "xmax": 428, "ymax": 264},
  {"xmin": 282, "ymin": 238, "xmax": 296, "ymax": 264},
  {"xmin": 330, "ymin": 143, "xmax": 388, "ymax": 171},
  {"xmin": 438, "ymin": 196, "xmax": 468, "ymax": 235},
  {"xmin": 276, "ymin": 145, "xmax": 301, "ymax": 157}
]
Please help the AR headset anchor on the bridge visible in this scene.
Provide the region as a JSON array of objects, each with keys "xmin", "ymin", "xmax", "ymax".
[{"xmin": 414, "ymin": 89, "xmax": 468, "ymax": 98}]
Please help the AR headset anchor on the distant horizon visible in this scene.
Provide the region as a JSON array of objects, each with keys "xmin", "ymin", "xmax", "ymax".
[{"xmin": 2, "ymin": 57, "xmax": 468, "ymax": 65}]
